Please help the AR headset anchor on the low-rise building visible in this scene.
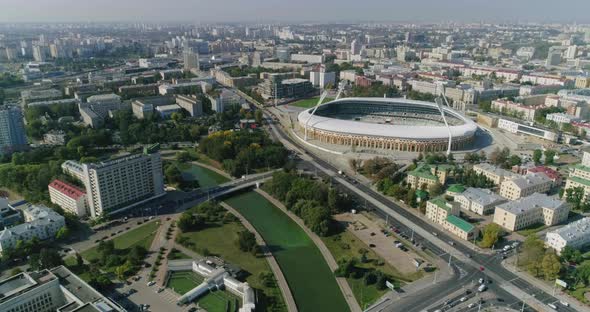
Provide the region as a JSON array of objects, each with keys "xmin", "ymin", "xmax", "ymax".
[
  {"xmin": 0, "ymin": 266, "xmax": 125, "ymax": 312},
  {"xmin": 156, "ymin": 104, "xmax": 182, "ymax": 119},
  {"xmin": 497, "ymin": 118, "xmax": 560, "ymax": 142},
  {"xmin": 454, "ymin": 187, "xmax": 508, "ymax": 215},
  {"xmin": 0, "ymin": 205, "xmax": 65, "ymax": 255},
  {"xmin": 48, "ymin": 179, "xmax": 88, "ymax": 217},
  {"xmin": 545, "ymin": 217, "xmax": 590, "ymax": 255},
  {"xmin": 499, "ymin": 172, "xmax": 552, "ymax": 200},
  {"xmin": 564, "ymin": 151, "xmax": 590, "ymax": 200},
  {"xmin": 406, "ymin": 164, "xmax": 452, "ymax": 189},
  {"xmin": 526, "ymin": 166, "xmax": 562, "ymax": 188},
  {"xmin": 444, "ymin": 215, "xmax": 477, "ymax": 241},
  {"xmin": 472, "ymin": 163, "xmax": 518, "ymax": 185},
  {"xmin": 493, "ymin": 193, "xmax": 569, "ymax": 231},
  {"xmin": 0, "ymin": 198, "xmax": 21, "ymax": 229},
  {"xmin": 425, "ymin": 197, "xmax": 460, "ymax": 225}
]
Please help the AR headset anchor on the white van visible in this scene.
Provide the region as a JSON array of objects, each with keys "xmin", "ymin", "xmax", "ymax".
[
  {"xmin": 548, "ymin": 303, "xmax": 558, "ymax": 310},
  {"xmin": 478, "ymin": 284, "xmax": 487, "ymax": 292}
]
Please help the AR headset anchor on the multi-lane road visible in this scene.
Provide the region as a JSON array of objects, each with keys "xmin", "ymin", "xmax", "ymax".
[{"xmin": 263, "ymin": 109, "xmax": 579, "ymax": 312}]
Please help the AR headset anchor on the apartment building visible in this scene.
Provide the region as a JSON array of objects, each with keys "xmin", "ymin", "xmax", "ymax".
[
  {"xmin": 63, "ymin": 146, "xmax": 165, "ymax": 217},
  {"xmin": 453, "ymin": 187, "xmax": 507, "ymax": 215},
  {"xmin": 493, "ymin": 193, "xmax": 570, "ymax": 231},
  {"xmin": 491, "ymin": 99, "xmax": 540, "ymax": 122},
  {"xmin": 499, "ymin": 172, "xmax": 552, "ymax": 200},
  {"xmin": 472, "ymin": 163, "xmax": 518, "ymax": 185},
  {"xmin": 0, "ymin": 266, "xmax": 124, "ymax": 312},
  {"xmin": 0, "ymin": 106, "xmax": 28, "ymax": 155},
  {"xmin": 545, "ymin": 217, "xmax": 590, "ymax": 255},
  {"xmin": 406, "ymin": 164, "xmax": 452, "ymax": 189},
  {"xmin": 48, "ymin": 179, "xmax": 88, "ymax": 217},
  {"xmin": 564, "ymin": 151, "xmax": 590, "ymax": 200},
  {"xmin": 0, "ymin": 205, "xmax": 65, "ymax": 255},
  {"xmin": 175, "ymin": 94, "xmax": 203, "ymax": 117}
]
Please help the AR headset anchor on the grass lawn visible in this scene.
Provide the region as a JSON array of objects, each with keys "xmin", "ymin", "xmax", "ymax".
[
  {"xmin": 168, "ymin": 249, "xmax": 192, "ymax": 260},
  {"xmin": 226, "ymin": 192, "xmax": 349, "ymax": 312},
  {"xmin": 82, "ymin": 220, "xmax": 160, "ymax": 262},
  {"xmin": 569, "ymin": 287, "xmax": 589, "ymax": 304},
  {"xmin": 184, "ymin": 148, "xmax": 224, "ymax": 170},
  {"xmin": 197, "ymin": 289, "xmax": 241, "ymax": 312},
  {"xmin": 322, "ymin": 230, "xmax": 421, "ymax": 307},
  {"xmin": 516, "ymin": 223, "xmax": 547, "ymax": 237},
  {"xmin": 289, "ymin": 97, "xmax": 334, "ymax": 108},
  {"xmin": 167, "ymin": 271, "xmax": 204, "ymax": 295}
]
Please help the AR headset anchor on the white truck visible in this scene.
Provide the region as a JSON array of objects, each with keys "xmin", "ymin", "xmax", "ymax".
[{"xmin": 478, "ymin": 284, "xmax": 487, "ymax": 292}]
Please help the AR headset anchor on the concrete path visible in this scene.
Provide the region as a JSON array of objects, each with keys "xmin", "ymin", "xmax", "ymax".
[
  {"xmin": 220, "ymin": 202, "xmax": 299, "ymax": 312},
  {"xmin": 255, "ymin": 189, "xmax": 363, "ymax": 312}
]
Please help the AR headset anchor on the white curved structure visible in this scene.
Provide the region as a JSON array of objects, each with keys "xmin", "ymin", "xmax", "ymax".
[{"xmin": 297, "ymin": 97, "xmax": 478, "ymax": 153}]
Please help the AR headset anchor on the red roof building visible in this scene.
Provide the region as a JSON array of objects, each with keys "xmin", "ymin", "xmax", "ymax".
[
  {"xmin": 527, "ymin": 166, "xmax": 562, "ymax": 186},
  {"xmin": 48, "ymin": 179, "xmax": 88, "ymax": 217},
  {"xmin": 49, "ymin": 179, "xmax": 86, "ymax": 200}
]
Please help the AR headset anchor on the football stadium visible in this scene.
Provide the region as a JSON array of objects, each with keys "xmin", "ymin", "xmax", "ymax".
[{"xmin": 297, "ymin": 97, "xmax": 478, "ymax": 153}]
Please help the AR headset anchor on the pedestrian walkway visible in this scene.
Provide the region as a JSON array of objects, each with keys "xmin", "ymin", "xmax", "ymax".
[
  {"xmin": 220, "ymin": 202, "xmax": 298, "ymax": 312},
  {"xmin": 503, "ymin": 257, "xmax": 588, "ymax": 312},
  {"xmin": 255, "ymin": 189, "xmax": 362, "ymax": 312}
]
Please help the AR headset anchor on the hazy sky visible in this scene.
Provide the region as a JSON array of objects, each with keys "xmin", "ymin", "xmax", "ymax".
[{"xmin": 0, "ymin": 0, "xmax": 589, "ymax": 23}]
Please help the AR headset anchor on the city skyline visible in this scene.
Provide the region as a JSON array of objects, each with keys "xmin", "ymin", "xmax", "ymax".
[{"xmin": 1, "ymin": 0, "xmax": 590, "ymax": 23}]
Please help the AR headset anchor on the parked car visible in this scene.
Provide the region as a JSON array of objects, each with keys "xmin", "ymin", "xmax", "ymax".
[{"xmin": 147, "ymin": 281, "xmax": 156, "ymax": 287}]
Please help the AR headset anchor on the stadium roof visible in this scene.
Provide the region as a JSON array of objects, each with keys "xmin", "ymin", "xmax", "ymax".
[{"xmin": 298, "ymin": 97, "xmax": 478, "ymax": 140}]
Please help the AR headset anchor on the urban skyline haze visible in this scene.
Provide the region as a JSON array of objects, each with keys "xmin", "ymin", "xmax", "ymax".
[{"xmin": 1, "ymin": 0, "xmax": 590, "ymax": 23}]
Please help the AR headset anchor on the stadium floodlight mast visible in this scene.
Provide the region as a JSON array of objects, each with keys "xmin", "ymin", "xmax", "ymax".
[
  {"xmin": 304, "ymin": 81, "xmax": 346, "ymax": 141},
  {"xmin": 435, "ymin": 95, "xmax": 453, "ymax": 156}
]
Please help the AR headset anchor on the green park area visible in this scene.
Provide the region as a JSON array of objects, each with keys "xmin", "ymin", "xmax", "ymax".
[
  {"xmin": 82, "ymin": 220, "xmax": 160, "ymax": 263},
  {"xmin": 225, "ymin": 191, "xmax": 350, "ymax": 312},
  {"xmin": 289, "ymin": 97, "xmax": 334, "ymax": 108},
  {"xmin": 175, "ymin": 201, "xmax": 286, "ymax": 311}
]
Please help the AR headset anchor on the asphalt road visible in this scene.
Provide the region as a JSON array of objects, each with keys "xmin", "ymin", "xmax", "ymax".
[{"xmin": 264, "ymin": 111, "xmax": 575, "ymax": 312}]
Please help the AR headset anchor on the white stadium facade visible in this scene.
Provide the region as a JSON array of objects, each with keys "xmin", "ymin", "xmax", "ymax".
[{"xmin": 297, "ymin": 97, "xmax": 478, "ymax": 153}]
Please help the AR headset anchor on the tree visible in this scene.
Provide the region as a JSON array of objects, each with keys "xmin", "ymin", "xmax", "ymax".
[
  {"xmin": 544, "ymin": 150, "xmax": 556, "ymax": 165},
  {"xmin": 560, "ymin": 246, "xmax": 583, "ymax": 264},
  {"xmin": 254, "ymin": 109, "xmax": 263, "ymax": 125},
  {"xmin": 565, "ymin": 187, "xmax": 585, "ymax": 211},
  {"xmin": 55, "ymin": 226, "xmax": 71, "ymax": 240},
  {"xmin": 428, "ymin": 182, "xmax": 443, "ymax": 197},
  {"xmin": 533, "ymin": 149, "xmax": 543, "ymax": 165},
  {"xmin": 480, "ymin": 223, "xmax": 502, "ymax": 248},
  {"xmin": 541, "ymin": 252, "xmax": 562, "ymax": 281},
  {"xmin": 348, "ymin": 158, "xmax": 360, "ymax": 173},
  {"xmin": 509, "ymin": 155, "xmax": 522, "ymax": 167},
  {"xmin": 10, "ymin": 267, "xmax": 22, "ymax": 276},
  {"xmin": 177, "ymin": 212, "xmax": 202, "ymax": 232},
  {"xmin": 115, "ymin": 262, "xmax": 131, "ymax": 281},
  {"xmin": 237, "ymin": 230, "xmax": 258, "ymax": 254}
]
